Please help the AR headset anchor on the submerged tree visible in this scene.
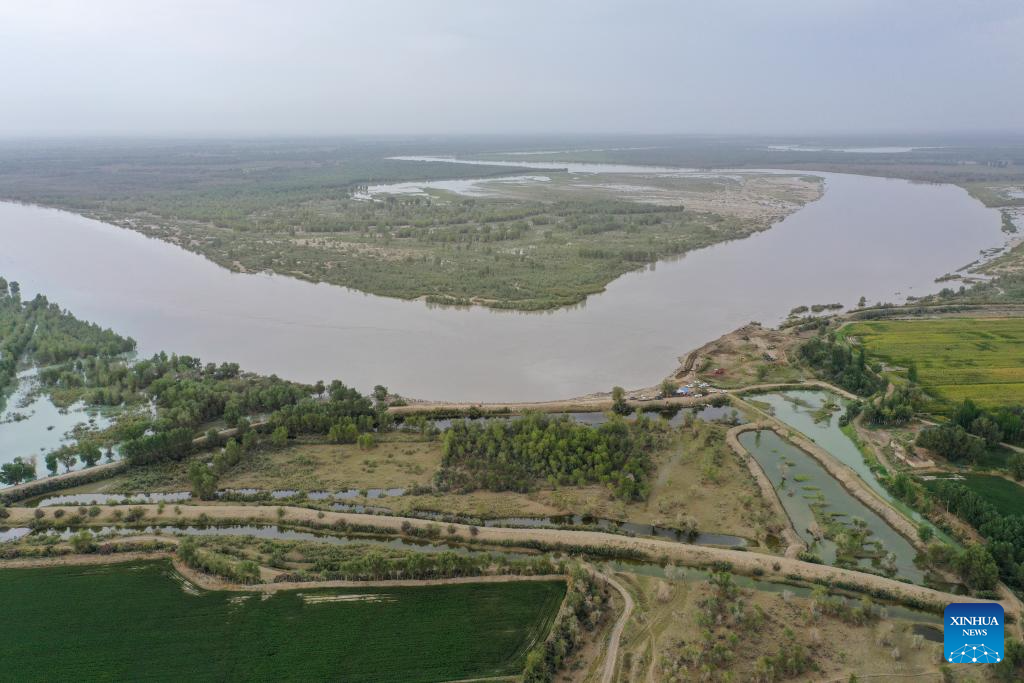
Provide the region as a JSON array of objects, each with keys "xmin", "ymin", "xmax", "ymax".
[{"xmin": 0, "ymin": 456, "xmax": 36, "ymax": 485}]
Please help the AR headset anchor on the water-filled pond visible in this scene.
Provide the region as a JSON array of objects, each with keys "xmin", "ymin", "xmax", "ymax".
[
  {"xmin": 0, "ymin": 527, "xmax": 31, "ymax": 543},
  {"xmin": 33, "ymin": 488, "xmax": 408, "ymax": 507},
  {"xmin": 739, "ymin": 429, "xmax": 923, "ymax": 583},
  {"xmin": 754, "ymin": 391, "xmax": 945, "ymax": 539},
  {"xmin": 1, "ymin": 369, "xmax": 115, "ymax": 478}
]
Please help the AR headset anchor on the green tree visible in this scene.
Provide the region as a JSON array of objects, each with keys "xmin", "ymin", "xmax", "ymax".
[
  {"xmin": 57, "ymin": 451, "xmax": 77, "ymax": 473},
  {"xmin": 0, "ymin": 456, "xmax": 36, "ymax": 485},
  {"xmin": 994, "ymin": 638, "xmax": 1024, "ymax": 681},
  {"xmin": 270, "ymin": 426, "xmax": 289, "ymax": 448},
  {"xmin": 373, "ymin": 385, "xmax": 389, "ymax": 403},
  {"xmin": 188, "ymin": 460, "xmax": 219, "ymax": 500},
  {"xmin": 70, "ymin": 530, "xmax": 97, "ymax": 554},
  {"xmin": 79, "ymin": 441, "xmax": 102, "ymax": 468},
  {"xmin": 955, "ymin": 544, "xmax": 1000, "ymax": 591},
  {"xmin": 241, "ymin": 430, "xmax": 258, "ymax": 452},
  {"xmin": 1008, "ymin": 452, "xmax": 1024, "ymax": 481},
  {"xmin": 970, "ymin": 416, "xmax": 1003, "ymax": 447},
  {"xmin": 611, "ymin": 386, "xmax": 629, "ymax": 415}
]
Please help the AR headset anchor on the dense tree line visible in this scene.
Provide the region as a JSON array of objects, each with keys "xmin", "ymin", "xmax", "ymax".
[
  {"xmin": 436, "ymin": 412, "xmax": 665, "ymax": 500},
  {"xmin": 799, "ymin": 335, "xmax": 884, "ymax": 396},
  {"xmin": 0, "ymin": 278, "xmax": 393, "ymax": 488},
  {"xmin": 39, "ymin": 352, "xmax": 311, "ymax": 427},
  {"xmin": 946, "ymin": 398, "xmax": 1024, "ymax": 447},
  {"xmin": 862, "ymin": 387, "xmax": 920, "ymax": 426},
  {"xmin": 177, "ymin": 538, "xmax": 261, "ymax": 584},
  {"xmin": 265, "ymin": 380, "xmax": 381, "ymax": 436},
  {"xmin": 121, "ymin": 427, "xmax": 196, "ymax": 466},
  {"xmin": 922, "ymin": 480, "xmax": 1021, "ymax": 590},
  {"xmin": 916, "ymin": 424, "xmax": 986, "ymax": 463},
  {"xmin": 523, "ymin": 565, "xmax": 607, "ymax": 683},
  {"xmin": 0, "ymin": 280, "xmax": 134, "ymax": 404}
]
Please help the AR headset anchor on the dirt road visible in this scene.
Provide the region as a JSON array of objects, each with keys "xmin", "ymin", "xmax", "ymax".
[
  {"xmin": 5, "ymin": 504, "xmax": 1013, "ymax": 619},
  {"xmin": 595, "ymin": 570, "xmax": 633, "ymax": 683}
]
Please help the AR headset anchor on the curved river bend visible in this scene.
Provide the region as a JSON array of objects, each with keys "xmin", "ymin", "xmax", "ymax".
[{"xmin": 0, "ymin": 169, "xmax": 1003, "ymax": 402}]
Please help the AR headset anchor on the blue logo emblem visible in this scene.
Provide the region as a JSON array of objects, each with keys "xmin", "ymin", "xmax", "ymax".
[{"xmin": 944, "ymin": 603, "xmax": 1004, "ymax": 664}]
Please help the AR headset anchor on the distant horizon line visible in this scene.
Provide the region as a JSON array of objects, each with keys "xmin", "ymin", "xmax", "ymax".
[{"xmin": 0, "ymin": 130, "xmax": 1022, "ymax": 142}]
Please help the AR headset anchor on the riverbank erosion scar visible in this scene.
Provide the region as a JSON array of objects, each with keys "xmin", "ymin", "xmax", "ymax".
[{"xmin": 4, "ymin": 504, "xmax": 1013, "ymax": 618}]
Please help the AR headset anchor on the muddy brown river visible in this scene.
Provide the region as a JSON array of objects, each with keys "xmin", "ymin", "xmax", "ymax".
[{"xmin": 0, "ymin": 168, "xmax": 1004, "ymax": 402}]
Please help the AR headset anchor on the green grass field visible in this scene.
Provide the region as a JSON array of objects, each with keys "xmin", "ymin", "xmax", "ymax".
[
  {"xmin": 842, "ymin": 318, "xmax": 1024, "ymax": 409},
  {"xmin": 1, "ymin": 560, "xmax": 565, "ymax": 682}
]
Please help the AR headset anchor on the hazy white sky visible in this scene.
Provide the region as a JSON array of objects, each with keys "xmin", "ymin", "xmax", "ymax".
[{"xmin": 2, "ymin": 0, "xmax": 1022, "ymax": 136}]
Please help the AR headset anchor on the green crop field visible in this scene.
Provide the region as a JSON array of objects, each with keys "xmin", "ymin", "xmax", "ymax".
[
  {"xmin": 955, "ymin": 474, "xmax": 1024, "ymax": 517},
  {"xmin": 0, "ymin": 560, "xmax": 565, "ymax": 682},
  {"xmin": 842, "ymin": 318, "xmax": 1024, "ymax": 409}
]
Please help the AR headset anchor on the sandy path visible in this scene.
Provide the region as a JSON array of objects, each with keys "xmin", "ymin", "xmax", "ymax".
[
  {"xmin": 734, "ymin": 380, "xmax": 860, "ymax": 401},
  {"xmin": 595, "ymin": 570, "xmax": 633, "ymax": 683},
  {"xmin": 0, "ymin": 461, "xmax": 128, "ymax": 503},
  {"xmin": 387, "ymin": 393, "xmax": 720, "ymax": 416},
  {"xmin": 388, "ymin": 379, "xmax": 858, "ymax": 417},
  {"xmin": 0, "ymin": 551, "xmax": 173, "ymax": 569},
  {"xmin": 5, "ymin": 504, "xmax": 1012, "ymax": 617},
  {"xmin": 169, "ymin": 557, "xmax": 566, "ymax": 593}
]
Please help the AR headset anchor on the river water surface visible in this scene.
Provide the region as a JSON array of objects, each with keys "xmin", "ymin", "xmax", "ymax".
[{"xmin": 0, "ymin": 167, "xmax": 1003, "ymax": 402}]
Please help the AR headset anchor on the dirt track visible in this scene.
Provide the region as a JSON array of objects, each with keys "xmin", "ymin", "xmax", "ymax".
[
  {"xmin": 596, "ymin": 570, "xmax": 633, "ymax": 683},
  {"xmin": 387, "ymin": 393, "xmax": 720, "ymax": 416},
  {"xmin": 4, "ymin": 504, "xmax": 1013, "ymax": 619}
]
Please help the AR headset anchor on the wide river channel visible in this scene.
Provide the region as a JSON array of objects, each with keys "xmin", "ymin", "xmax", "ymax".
[{"xmin": 0, "ymin": 165, "xmax": 1005, "ymax": 402}]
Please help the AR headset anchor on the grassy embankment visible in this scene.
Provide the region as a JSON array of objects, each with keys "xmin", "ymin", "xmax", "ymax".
[{"xmin": 0, "ymin": 560, "xmax": 564, "ymax": 683}]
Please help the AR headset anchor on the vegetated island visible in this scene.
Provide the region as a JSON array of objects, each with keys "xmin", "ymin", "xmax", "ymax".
[{"xmin": 0, "ymin": 139, "xmax": 821, "ymax": 310}]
